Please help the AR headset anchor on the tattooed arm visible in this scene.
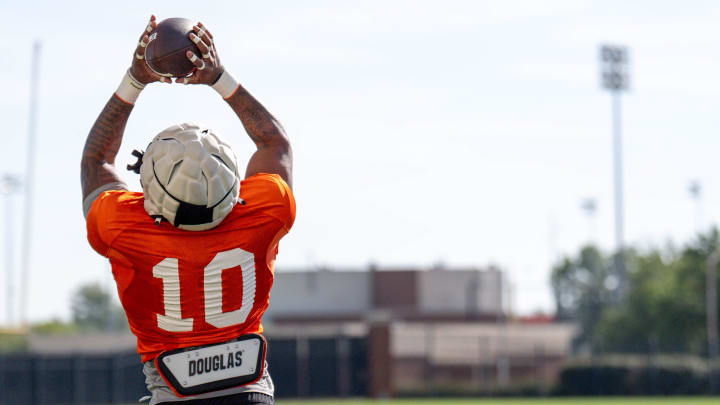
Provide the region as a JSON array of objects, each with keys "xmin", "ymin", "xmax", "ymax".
[
  {"xmin": 81, "ymin": 15, "xmax": 170, "ymax": 211},
  {"xmin": 80, "ymin": 95, "xmax": 133, "ymax": 200},
  {"xmin": 179, "ymin": 22, "xmax": 293, "ymax": 189},
  {"xmin": 225, "ymin": 86, "xmax": 292, "ymax": 189}
]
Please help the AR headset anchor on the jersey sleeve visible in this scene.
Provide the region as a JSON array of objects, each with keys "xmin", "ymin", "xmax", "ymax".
[
  {"xmin": 241, "ymin": 173, "xmax": 296, "ymax": 231},
  {"xmin": 85, "ymin": 190, "xmax": 132, "ymax": 257}
]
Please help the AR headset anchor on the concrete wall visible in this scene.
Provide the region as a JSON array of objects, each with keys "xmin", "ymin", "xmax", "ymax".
[
  {"xmin": 28, "ymin": 332, "xmax": 136, "ymax": 354},
  {"xmin": 417, "ymin": 268, "xmax": 503, "ymax": 316},
  {"xmin": 391, "ymin": 321, "xmax": 576, "ymax": 363},
  {"xmin": 267, "ymin": 271, "xmax": 371, "ymax": 319},
  {"xmin": 478, "ymin": 268, "xmax": 504, "ymax": 315}
]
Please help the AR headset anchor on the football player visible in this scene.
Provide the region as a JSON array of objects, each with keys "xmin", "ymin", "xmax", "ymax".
[{"xmin": 81, "ymin": 16, "xmax": 294, "ymax": 405}]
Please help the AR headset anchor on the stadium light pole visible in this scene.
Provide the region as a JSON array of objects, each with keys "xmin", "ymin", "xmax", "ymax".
[
  {"xmin": 1, "ymin": 174, "xmax": 21, "ymax": 327},
  {"xmin": 599, "ymin": 45, "xmax": 629, "ymax": 289},
  {"xmin": 20, "ymin": 41, "xmax": 41, "ymax": 329},
  {"xmin": 690, "ymin": 180, "xmax": 718, "ymax": 390},
  {"xmin": 688, "ymin": 180, "xmax": 703, "ymax": 232},
  {"xmin": 580, "ymin": 198, "xmax": 598, "ymax": 245}
]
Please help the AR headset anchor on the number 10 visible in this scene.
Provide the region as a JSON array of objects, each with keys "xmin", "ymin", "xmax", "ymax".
[{"xmin": 152, "ymin": 248, "xmax": 257, "ymax": 332}]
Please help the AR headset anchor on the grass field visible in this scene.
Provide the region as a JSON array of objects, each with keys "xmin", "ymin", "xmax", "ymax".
[{"xmin": 277, "ymin": 399, "xmax": 720, "ymax": 405}]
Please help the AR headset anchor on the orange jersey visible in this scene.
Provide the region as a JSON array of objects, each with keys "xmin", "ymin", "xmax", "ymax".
[{"xmin": 86, "ymin": 173, "xmax": 295, "ymax": 362}]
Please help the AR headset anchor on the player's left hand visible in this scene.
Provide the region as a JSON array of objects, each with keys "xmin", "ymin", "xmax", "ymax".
[{"xmin": 177, "ymin": 22, "xmax": 224, "ymax": 85}]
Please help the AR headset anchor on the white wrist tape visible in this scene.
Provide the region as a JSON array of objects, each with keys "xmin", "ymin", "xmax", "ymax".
[
  {"xmin": 211, "ymin": 70, "xmax": 239, "ymax": 99},
  {"xmin": 115, "ymin": 70, "xmax": 146, "ymax": 104}
]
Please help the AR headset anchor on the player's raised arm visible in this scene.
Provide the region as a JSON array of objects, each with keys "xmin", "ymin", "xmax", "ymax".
[
  {"xmin": 80, "ymin": 15, "xmax": 171, "ymax": 210},
  {"xmin": 178, "ymin": 22, "xmax": 293, "ymax": 189}
]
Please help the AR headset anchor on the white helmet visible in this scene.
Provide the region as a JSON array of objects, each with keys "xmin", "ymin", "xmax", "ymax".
[{"xmin": 138, "ymin": 123, "xmax": 241, "ymax": 231}]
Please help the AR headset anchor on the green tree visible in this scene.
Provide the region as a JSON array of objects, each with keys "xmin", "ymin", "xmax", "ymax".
[
  {"xmin": 551, "ymin": 245, "xmax": 620, "ymax": 351},
  {"xmin": 70, "ymin": 282, "xmax": 128, "ymax": 332},
  {"xmin": 594, "ymin": 231, "xmax": 718, "ymax": 355},
  {"xmin": 554, "ymin": 229, "xmax": 720, "ymax": 356}
]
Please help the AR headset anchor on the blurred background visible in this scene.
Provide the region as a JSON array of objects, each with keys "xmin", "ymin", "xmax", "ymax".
[{"xmin": 3, "ymin": 0, "xmax": 720, "ymax": 403}]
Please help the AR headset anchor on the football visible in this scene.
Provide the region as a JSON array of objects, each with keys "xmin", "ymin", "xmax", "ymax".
[{"xmin": 145, "ymin": 17, "xmax": 201, "ymax": 78}]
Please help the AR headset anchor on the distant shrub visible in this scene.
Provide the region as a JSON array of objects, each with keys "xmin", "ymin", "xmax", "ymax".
[
  {"xmin": 554, "ymin": 356, "xmax": 710, "ymax": 396},
  {"xmin": 0, "ymin": 332, "xmax": 27, "ymax": 353}
]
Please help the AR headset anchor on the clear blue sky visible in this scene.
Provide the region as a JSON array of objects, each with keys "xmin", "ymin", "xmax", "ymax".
[{"xmin": 2, "ymin": 0, "xmax": 720, "ymax": 322}]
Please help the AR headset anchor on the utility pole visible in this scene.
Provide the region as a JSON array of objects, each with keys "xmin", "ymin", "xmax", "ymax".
[
  {"xmin": 1, "ymin": 175, "xmax": 21, "ymax": 327},
  {"xmin": 20, "ymin": 41, "xmax": 41, "ymax": 328},
  {"xmin": 707, "ymin": 250, "xmax": 719, "ymax": 393},
  {"xmin": 600, "ymin": 44, "xmax": 629, "ymax": 291}
]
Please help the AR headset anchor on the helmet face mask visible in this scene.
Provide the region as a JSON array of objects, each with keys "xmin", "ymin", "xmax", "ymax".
[{"xmin": 139, "ymin": 123, "xmax": 240, "ymax": 231}]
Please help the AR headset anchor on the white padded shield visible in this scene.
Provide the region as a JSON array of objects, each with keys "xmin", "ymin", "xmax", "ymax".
[{"xmin": 139, "ymin": 123, "xmax": 240, "ymax": 231}]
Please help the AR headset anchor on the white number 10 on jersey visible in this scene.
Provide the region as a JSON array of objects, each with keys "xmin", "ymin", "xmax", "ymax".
[{"xmin": 152, "ymin": 248, "xmax": 256, "ymax": 332}]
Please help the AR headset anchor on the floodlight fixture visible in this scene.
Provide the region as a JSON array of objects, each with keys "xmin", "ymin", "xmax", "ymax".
[{"xmin": 600, "ymin": 45, "xmax": 629, "ymax": 91}]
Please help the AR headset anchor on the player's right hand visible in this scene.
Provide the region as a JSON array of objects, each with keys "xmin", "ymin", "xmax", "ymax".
[{"xmin": 130, "ymin": 15, "xmax": 171, "ymax": 85}]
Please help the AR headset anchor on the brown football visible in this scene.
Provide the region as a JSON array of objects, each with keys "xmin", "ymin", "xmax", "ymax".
[{"xmin": 145, "ymin": 18, "xmax": 200, "ymax": 77}]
